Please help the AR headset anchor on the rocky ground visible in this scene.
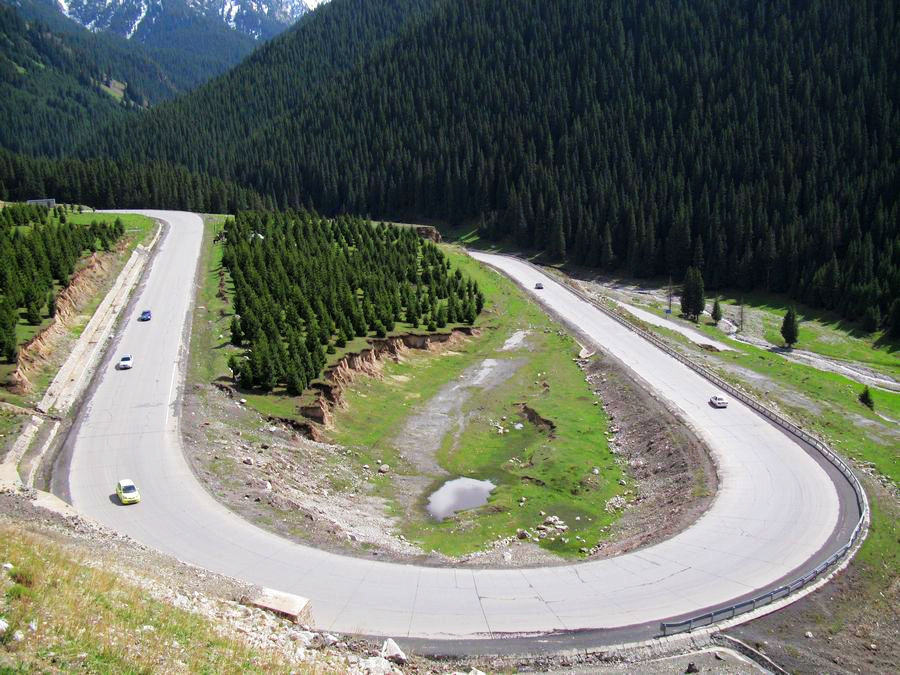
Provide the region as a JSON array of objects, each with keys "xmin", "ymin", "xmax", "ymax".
[{"xmin": 180, "ymin": 326, "xmax": 718, "ymax": 567}]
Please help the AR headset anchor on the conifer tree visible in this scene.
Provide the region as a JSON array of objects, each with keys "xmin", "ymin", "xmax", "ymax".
[
  {"xmin": 781, "ymin": 306, "xmax": 799, "ymax": 348},
  {"xmin": 711, "ymin": 298, "xmax": 722, "ymax": 324}
]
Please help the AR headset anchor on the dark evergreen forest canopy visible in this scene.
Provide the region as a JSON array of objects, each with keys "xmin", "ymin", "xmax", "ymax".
[
  {"xmin": 4, "ymin": 0, "xmax": 897, "ymax": 326},
  {"xmin": 0, "ymin": 149, "xmax": 268, "ymax": 214},
  {"xmin": 222, "ymin": 210, "xmax": 483, "ymax": 392}
]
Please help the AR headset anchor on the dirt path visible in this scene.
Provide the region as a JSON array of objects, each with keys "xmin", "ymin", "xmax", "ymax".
[
  {"xmin": 393, "ymin": 357, "xmax": 524, "ymax": 477},
  {"xmin": 572, "ymin": 275, "xmax": 899, "ymax": 392}
]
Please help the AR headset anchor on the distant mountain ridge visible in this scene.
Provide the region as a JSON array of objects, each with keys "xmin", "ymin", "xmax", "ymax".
[{"xmin": 55, "ymin": 0, "xmax": 324, "ymax": 41}]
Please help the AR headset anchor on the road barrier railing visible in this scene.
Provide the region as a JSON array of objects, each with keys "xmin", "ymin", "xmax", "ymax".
[{"xmin": 501, "ymin": 256, "xmax": 869, "ymax": 637}]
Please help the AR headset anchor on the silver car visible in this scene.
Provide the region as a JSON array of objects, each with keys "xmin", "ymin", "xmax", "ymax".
[
  {"xmin": 117, "ymin": 354, "xmax": 134, "ymax": 370},
  {"xmin": 709, "ymin": 394, "xmax": 728, "ymax": 408}
]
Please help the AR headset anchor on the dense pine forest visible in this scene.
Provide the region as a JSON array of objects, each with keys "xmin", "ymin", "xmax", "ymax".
[
  {"xmin": 223, "ymin": 210, "xmax": 483, "ymax": 392},
  {"xmin": 0, "ymin": 150, "xmax": 267, "ymax": 214},
  {"xmin": 0, "ymin": 203, "xmax": 124, "ymax": 361},
  {"xmin": 3, "ymin": 0, "xmax": 897, "ymax": 327}
]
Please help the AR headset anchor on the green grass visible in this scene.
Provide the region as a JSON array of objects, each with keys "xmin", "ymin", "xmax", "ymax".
[
  {"xmin": 614, "ymin": 284, "xmax": 899, "ymax": 380},
  {"xmin": 712, "ymin": 291, "xmax": 899, "ymax": 378},
  {"xmin": 332, "ymin": 246, "xmax": 623, "ymax": 557},
  {"xmin": 0, "ymin": 525, "xmax": 295, "ymax": 673}
]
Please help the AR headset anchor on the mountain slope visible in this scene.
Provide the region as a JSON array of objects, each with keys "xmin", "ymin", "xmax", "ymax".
[
  {"xmin": 76, "ymin": 0, "xmax": 900, "ymax": 324},
  {"xmin": 0, "ymin": 3, "xmax": 135, "ymax": 155},
  {"xmin": 57, "ymin": 0, "xmax": 319, "ymax": 42},
  {"xmin": 86, "ymin": 0, "xmax": 439, "ymax": 174}
]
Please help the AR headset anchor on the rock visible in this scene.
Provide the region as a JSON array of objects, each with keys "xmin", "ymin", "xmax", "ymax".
[
  {"xmin": 468, "ymin": 670, "xmax": 487, "ymax": 675},
  {"xmin": 805, "ymin": 631, "xmax": 814, "ymax": 639},
  {"xmin": 592, "ymin": 467, "xmax": 600, "ymax": 475},
  {"xmin": 867, "ymin": 643, "xmax": 877, "ymax": 651},
  {"xmin": 1, "ymin": 562, "xmax": 12, "ymax": 571},
  {"xmin": 12, "ymin": 630, "xmax": 24, "ymax": 642},
  {"xmin": 359, "ymin": 656, "xmax": 398, "ymax": 675},
  {"xmin": 380, "ymin": 638, "xmax": 407, "ymax": 664},
  {"xmin": 378, "ymin": 464, "xmax": 390, "ymax": 474},
  {"xmin": 0, "ymin": 618, "xmax": 8, "ymax": 633},
  {"xmin": 514, "ymin": 423, "xmax": 524, "ymax": 430},
  {"xmin": 141, "ymin": 625, "xmax": 155, "ymax": 633},
  {"xmin": 516, "ymin": 529, "xmax": 529, "ymax": 539},
  {"xmin": 239, "ymin": 398, "xmax": 247, "ymax": 404},
  {"xmin": 242, "ymin": 457, "xmax": 254, "ymax": 466},
  {"xmin": 28, "ymin": 620, "xmax": 37, "ymax": 632},
  {"xmin": 714, "ymin": 651, "xmax": 726, "ymax": 661},
  {"xmin": 291, "ymin": 630, "xmax": 317, "ymax": 648},
  {"xmin": 362, "ymin": 464, "xmax": 370, "ymax": 470},
  {"xmin": 321, "ymin": 633, "xmax": 339, "ymax": 646},
  {"xmin": 685, "ymin": 663, "xmax": 699, "ymax": 674}
]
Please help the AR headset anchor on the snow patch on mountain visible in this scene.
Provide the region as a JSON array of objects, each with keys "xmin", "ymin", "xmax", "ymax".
[{"xmin": 125, "ymin": 0, "xmax": 148, "ymax": 39}]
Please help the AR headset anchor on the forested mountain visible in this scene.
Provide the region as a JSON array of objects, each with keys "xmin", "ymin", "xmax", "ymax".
[
  {"xmin": 52, "ymin": 0, "xmax": 319, "ymax": 42},
  {"xmin": 7, "ymin": 0, "xmax": 262, "ymax": 89},
  {"xmin": 85, "ymin": 0, "xmax": 438, "ymax": 175},
  {"xmin": 0, "ymin": 3, "xmax": 136, "ymax": 156},
  {"xmin": 10, "ymin": 0, "xmax": 899, "ymax": 327}
]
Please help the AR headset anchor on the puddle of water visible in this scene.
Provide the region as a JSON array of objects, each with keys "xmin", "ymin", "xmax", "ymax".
[{"xmin": 426, "ymin": 477, "xmax": 496, "ymax": 521}]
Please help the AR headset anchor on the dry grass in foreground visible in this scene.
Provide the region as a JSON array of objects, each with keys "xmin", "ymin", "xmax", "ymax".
[{"xmin": 0, "ymin": 525, "xmax": 294, "ymax": 674}]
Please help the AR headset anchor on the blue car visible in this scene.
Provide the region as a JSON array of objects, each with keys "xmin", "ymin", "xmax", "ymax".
[{"xmin": 138, "ymin": 310, "xmax": 152, "ymax": 321}]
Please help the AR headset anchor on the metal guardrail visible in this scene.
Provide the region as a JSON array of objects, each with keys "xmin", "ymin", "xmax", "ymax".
[{"xmin": 506, "ymin": 258, "xmax": 869, "ymax": 636}]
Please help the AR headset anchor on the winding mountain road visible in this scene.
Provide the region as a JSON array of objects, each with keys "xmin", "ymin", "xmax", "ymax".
[{"xmin": 57, "ymin": 211, "xmax": 858, "ymax": 645}]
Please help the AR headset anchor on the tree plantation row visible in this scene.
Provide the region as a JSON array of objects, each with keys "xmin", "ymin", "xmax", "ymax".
[
  {"xmin": 222, "ymin": 210, "xmax": 484, "ymax": 394},
  {"xmin": 0, "ymin": 203, "xmax": 124, "ymax": 362}
]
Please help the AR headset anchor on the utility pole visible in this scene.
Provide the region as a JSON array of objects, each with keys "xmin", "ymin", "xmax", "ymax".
[{"xmin": 667, "ymin": 276, "xmax": 673, "ymax": 317}]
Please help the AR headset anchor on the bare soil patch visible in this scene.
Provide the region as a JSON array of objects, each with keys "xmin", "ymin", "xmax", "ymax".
[{"xmin": 579, "ymin": 353, "xmax": 718, "ymax": 558}]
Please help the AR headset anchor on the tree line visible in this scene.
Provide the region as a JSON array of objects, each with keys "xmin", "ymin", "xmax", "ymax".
[
  {"xmin": 223, "ymin": 210, "xmax": 484, "ymax": 393},
  {"xmin": 0, "ymin": 203, "xmax": 124, "ymax": 362},
  {"xmin": 0, "ymin": 149, "xmax": 267, "ymax": 215}
]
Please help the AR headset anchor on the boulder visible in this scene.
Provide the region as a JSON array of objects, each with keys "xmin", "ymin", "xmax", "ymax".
[
  {"xmin": 380, "ymin": 638, "xmax": 407, "ymax": 664},
  {"xmin": 359, "ymin": 656, "xmax": 399, "ymax": 675}
]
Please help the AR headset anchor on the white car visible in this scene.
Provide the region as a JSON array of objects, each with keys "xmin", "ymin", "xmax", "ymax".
[
  {"xmin": 117, "ymin": 354, "xmax": 134, "ymax": 370},
  {"xmin": 534, "ymin": 282, "xmax": 544, "ymax": 290},
  {"xmin": 709, "ymin": 394, "xmax": 729, "ymax": 408}
]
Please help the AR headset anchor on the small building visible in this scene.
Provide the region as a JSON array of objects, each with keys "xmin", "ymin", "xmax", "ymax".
[{"xmin": 27, "ymin": 198, "xmax": 56, "ymax": 208}]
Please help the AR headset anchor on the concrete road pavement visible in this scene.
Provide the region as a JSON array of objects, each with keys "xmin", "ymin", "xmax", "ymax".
[{"xmin": 61, "ymin": 211, "xmax": 850, "ymax": 642}]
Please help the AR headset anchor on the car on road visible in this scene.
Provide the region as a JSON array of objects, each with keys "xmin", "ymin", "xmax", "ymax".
[
  {"xmin": 709, "ymin": 394, "xmax": 729, "ymax": 408},
  {"xmin": 115, "ymin": 479, "xmax": 140, "ymax": 505},
  {"xmin": 138, "ymin": 310, "xmax": 152, "ymax": 321},
  {"xmin": 117, "ymin": 354, "xmax": 134, "ymax": 370},
  {"xmin": 534, "ymin": 282, "xmax": 544, "ymax": 289}
]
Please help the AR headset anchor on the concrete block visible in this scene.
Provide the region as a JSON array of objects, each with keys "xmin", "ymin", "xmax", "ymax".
[{"xmin": 246, "ymin": 587, "xmax": 312, "ymax": 624}]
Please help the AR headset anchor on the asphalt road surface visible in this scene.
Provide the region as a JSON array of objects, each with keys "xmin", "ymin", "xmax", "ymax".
[{"xmin": 60, "ymin": 211, "xmax": 853, "ymax": 645}]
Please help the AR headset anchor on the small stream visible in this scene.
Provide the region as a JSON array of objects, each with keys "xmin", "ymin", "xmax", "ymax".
[{"xmin": 426, "ymin": 477, "xmax": 496, "ymax": 521}]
